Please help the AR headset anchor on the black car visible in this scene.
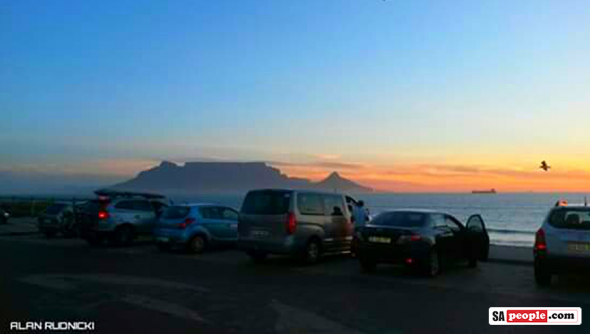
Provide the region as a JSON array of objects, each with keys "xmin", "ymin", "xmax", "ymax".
[
  {"xmin": 0, "ymin": 208, "xmax": 9, "ymax": 224},
  {"xmin": 357, "ymin": 210, "xmax": 489, "ymax": 277}
]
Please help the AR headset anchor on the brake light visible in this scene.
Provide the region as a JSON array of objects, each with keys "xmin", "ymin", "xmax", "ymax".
[
  {"xmin": 397, "ymin": 234, "xmax": 422, "ymax": 244},
  {"xmin": 98, "ymin": 211, "xmax": 109, "ymax": 220},
  {"xmin": 286, "ymin": 212, "xmax": 297, "ymax": 234},
  {"xmin": 179, "ymin": 217, "xmax": 196, "ymax": 229},
  {"xmin": 535, "ymin": 228, "xmax": 547, "ymax": 251}
]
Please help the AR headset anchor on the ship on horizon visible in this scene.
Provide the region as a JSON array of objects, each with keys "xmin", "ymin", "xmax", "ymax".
[{"xmin": 472, "ymin": 189, "xmax": 497, "ymax": 194}]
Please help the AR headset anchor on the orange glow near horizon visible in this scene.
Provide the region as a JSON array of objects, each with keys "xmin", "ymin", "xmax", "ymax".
[{"xmin": 272, "ymin": 162, "xmax": 590, "ymax": 193}]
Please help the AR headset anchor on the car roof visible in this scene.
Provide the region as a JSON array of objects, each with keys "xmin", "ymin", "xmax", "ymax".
[
  {"xmin": 95, "ymin": 189, "xmax": 166, "ymax": 200},
  {"xmin": 376, "ymin": 208, "xmax": 447, "ymax": 215},
  {"xmin": 173, "ymin": 203, "xmax": 219, "ymax": 208},
  {"xmin": 247, "ymin": 189, "xmax": 345, "ymax": 196}
]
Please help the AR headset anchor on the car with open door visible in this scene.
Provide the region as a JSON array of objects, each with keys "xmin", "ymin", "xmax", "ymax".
[{"xmin": 357, "ymin": 210, "xmax": 488, "ymax": 277}]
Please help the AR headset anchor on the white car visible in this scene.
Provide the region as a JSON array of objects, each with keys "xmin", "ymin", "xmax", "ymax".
[{"xmin": 534, "ymin": 200, "xmax": 590, "ymax": 286}]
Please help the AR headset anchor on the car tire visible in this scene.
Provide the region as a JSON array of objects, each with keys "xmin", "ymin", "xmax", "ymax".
[
  {"xmin": 468, "ymin": 255, "xmax": 478, "ymax": 268},
  {"xmin": 157, "ymin": 242, "xmax": 171, "ymax": 252},
  {"xmin": 534, "ymin": 259, "xmax": 552, "ymax": 287},
  {"xmin": 187, "ymin": 235, "xmax": 206, "ymax": 254},
  {"xmin": 481, "ymin": 245, "xmax": 489, "ymax": 262},
  {"xmin": 248, "ymin": 251, "xmax": 267, "ymax": 264},
  {"xmin": 62, "ymin": 224, "xmax": 80, "ymax": 238},
  {"xmin": 301, "ymin": 239, "xmax": 321, "ymax": 265},
  {"xmin": 359, "ymin": 256, "xmax": 377, "ymax": 273},
  {"xmin": 423, "ymin": 249, "xmax": 441, "ymax": 277},
  {"xmin": 86, "ymin": 235, "xmax": 103, "ymax": 247},
  {"xmin": 113, "ymin": 226, "xmax": 134, "ymax": 247}
]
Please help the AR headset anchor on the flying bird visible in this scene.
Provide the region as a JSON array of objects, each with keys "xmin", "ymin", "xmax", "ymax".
[{"xmin": 540, "ymin": 161, "xmax": 551, "ymax": 172}]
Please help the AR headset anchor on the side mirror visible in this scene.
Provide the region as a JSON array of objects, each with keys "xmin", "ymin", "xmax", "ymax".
[{"xmin": 358, "ymin": 200, "xmax": 365, "ymax": 207}]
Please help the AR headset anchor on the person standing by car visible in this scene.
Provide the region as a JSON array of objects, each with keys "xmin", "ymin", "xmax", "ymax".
[{"xmin": 347, "ymin": 196, "xmax": 369, "ymax": 229}]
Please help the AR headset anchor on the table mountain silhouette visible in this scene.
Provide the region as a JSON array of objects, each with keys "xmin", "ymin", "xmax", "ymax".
[{"xmin": 111, "ymin": 161, "xmax": 372, "ymax": 194}]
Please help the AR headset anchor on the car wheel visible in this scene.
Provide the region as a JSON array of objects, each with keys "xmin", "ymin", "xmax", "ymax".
[
  {"xmin": 534, "ymin": 259, "xmax": 552, "ymax": 287},
  {"xmin": 302, "ymin": 239, "xmax": 321, "ymax": 265},
  {"xmin": 481, "ymin": 245, "xmax": 489, "ymax": 262},
  {"xmin": 62, "ymin": 224, "xmax": 80, "ymax": 238},
  {"xmin": 86, "ymin": 235, "xmax": 103, "ymax": 247},
  {"xmin": 423, "ymin": 249, "xmax": 441, "ymax": 277},
  {"xmin": 248, "ymin": 251, "xmax": 267, "ymax": 263},
  {"xmin": 157, "ymin": 242, "xmax": 171, "ymax": 252},
  {"xmin": 187, "ymin": 235, "xmax": 206, "ymax": 254},
  {"xmin": 468, "ymin": 254, "xmax": 478, "ymax": 268},
  {"xmin": 359, "ymin": 256, "xmax": 377, "ymax": 273},
  {"xmin": 113, "ymin": 226, "xmax": 134, "ymax": 247}
]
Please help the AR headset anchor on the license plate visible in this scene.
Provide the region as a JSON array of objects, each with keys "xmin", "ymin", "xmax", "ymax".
[
  {"xmin": 568, "ymin": 242, "xmax": 590, "ymax": 253},
  {"xmin": 251, "ymin": 230, "xmax": 270, "ymax": 239},
  {"xmin": 369, "ymin": 236, "xmax": 391, "ymax": 244},
  {"xmin": 157, "ymin": 237, "xmax": 169, "ymax": 243}
]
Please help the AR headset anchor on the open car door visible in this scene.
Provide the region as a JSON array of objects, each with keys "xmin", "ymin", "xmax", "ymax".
[{"xmin": 466, "ymin": 214, "xmax": 490, "ymax": 261}]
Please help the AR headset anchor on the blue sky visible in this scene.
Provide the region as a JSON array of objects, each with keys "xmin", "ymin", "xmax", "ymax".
[{"xmin": 2, "ymin": 0, "xmax": 590, "ymax": 191}]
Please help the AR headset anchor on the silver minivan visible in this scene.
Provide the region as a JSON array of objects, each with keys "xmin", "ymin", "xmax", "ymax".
[{"xmin": 238, "ymin": 189, "xmax": 353, "ymax": 264}]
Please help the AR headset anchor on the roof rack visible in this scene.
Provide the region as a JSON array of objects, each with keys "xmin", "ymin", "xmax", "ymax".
[{"xmin": 94, "ymin": 189, "xmax": 166, "ymax": 200}]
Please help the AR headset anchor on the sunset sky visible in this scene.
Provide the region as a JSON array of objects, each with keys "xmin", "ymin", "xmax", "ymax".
[{"xmin": 2, "ymin": 0, "xmax": 590, "ymax": 192}]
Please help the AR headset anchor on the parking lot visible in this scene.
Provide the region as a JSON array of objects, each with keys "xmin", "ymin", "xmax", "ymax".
[{"xmin": 1, "ymin": 234, "xmax": 589, "ymax": 333}]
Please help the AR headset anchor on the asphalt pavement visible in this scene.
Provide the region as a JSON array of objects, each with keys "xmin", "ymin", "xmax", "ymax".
[{"xmin": 1, "ymin": 234, "xmax": 589, "ymax": 333}]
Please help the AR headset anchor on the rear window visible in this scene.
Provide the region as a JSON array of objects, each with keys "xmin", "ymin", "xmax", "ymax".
[
  {"xmin": 370, "ymin": 212, "xmax": 427, "ymax": 228},
  {"xmin": 45, "ymin": 204, "xmax": 68, "ymax": 215},
  {"xmin": 241, "ymin": 191, "xmax": 291, "ymax": 215},
  {"xmin": 162, "ymin": 206, "xmax": 191, "ymax": 219},
  {"xmin": 548, "ymin": 208, "xmax": 590, "ymax": 230}
]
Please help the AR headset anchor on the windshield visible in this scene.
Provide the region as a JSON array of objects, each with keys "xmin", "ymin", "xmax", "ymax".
[
  {"xmin": 241, "ymin": 191, "xmax": 291, "ymax": 215},
  {"xmin": 370, "ymin": 212, "xmax": 427, "ymax": 228},
  {"xmin": 549, "ymin": 208, "xmax": 590, "ymax": 231}
]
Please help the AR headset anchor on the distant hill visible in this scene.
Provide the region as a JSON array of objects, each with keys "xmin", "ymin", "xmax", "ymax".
[
  {"xmin": 313, "ymin": 172, "xmax": 372, "ymax": 193},
  {"xmin": 111, "ymin": 161, "xmax": 372, "ymax": 194}
]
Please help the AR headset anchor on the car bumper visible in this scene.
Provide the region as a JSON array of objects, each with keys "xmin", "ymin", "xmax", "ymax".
[
  {"xmin": 359, "ymin": 241, "xmax": 431, "ymax": 265},
  {"xmin": 238, "ymin": 237, "xmax": 302, "ymax": 256},
  {"xmin": 153, "ymin": 228, "xmax": 190, "ymax": 248},
  {"xmin": 536, "ymin": 253, "xmax": 590, "ymax": 274}
]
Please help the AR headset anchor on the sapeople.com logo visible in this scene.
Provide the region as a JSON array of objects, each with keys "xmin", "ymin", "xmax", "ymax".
[{"xmin": 489, "ymin": 308, "xmax": 582, "ymax": 325}]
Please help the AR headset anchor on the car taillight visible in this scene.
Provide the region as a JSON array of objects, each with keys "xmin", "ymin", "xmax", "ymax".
[
  {"xmin": 535, "ymin": 228, "xmax": 547, "ymax": 251},
  {"xmin": 397, "ymin": 234, "xmax": 422, "ymax": 244},
  {"xmin": 98, "ymin": 211, "xmax": 109, "ymax": 220},
  {"xmin": 179, "ymin": 217, "xmax": 196, "ymax": 229},
  {"xmin": 286, "ymin": 212, "xmax": 297, "ymax": 235}
]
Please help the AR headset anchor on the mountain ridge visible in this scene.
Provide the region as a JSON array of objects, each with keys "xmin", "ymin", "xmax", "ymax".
[{"xmin": 112, "ymin": 161, "xmax": 372, "ymax": 194}]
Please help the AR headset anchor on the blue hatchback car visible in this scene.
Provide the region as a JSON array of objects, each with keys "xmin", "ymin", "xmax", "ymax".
[{"xmin": 154, "ymin": 204, "xmax": 239, "ymax": 254}]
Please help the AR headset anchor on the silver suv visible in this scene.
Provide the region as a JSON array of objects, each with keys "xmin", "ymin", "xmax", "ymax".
[
  {"xmin": 79, "ymin": 190, "xmax": 170, "ymax": 246},
  {"xmin": 534, "ymin": 200, "xmax": 590, "ymax": 286}
]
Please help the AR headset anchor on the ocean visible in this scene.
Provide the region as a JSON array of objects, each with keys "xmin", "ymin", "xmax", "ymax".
[{"xmin": 170, "ymin": 192, "xmax": 590, "ymax": 248}]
